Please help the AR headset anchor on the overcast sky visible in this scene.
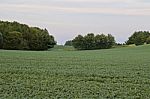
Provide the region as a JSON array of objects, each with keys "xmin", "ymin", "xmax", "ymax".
[{"xmin": 0, "ymin": 0, "xmax": 150, "ymax": 44}]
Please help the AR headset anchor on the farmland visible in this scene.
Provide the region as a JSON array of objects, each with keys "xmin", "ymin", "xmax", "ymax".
[{"xmin": 0, "ymin": 45, "xmax": 150, "ymax": 98}]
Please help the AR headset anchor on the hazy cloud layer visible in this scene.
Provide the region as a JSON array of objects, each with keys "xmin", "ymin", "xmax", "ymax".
[{"xmin": 0, "ymin": 0, "xmax": 150, "ymax": 44}]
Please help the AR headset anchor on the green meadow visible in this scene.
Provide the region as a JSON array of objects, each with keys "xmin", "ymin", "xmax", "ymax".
[{"xmin": 0, "ymin": 45, "xmax": 150, "ymax": 98}]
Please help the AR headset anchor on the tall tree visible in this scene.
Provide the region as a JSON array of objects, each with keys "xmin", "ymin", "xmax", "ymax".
[
  {"xmin": 95, "ymin": 34, "xmax": 107, "ymax": 49},
  {"xmin": 72, "ymin": 35, "xmax": 84, "ymax": 50},
  {"xmin": 0, "ymin": 32, "xmax": 3, "ymax": 48},
  {"xmin": 29, "ymin": 27, "xmax": 56, "ymax": 50},
  {"xmin": 65, "ymin": 40, "xmax": 73, "ymax": 46},
  {"xmin": 3, "ymin": 31, "xmax": 23, "ymax": 50},
  {"xmin": 47, "ymin": 35, "xmax": 56, "ymax": 48},
  {"xmin": 146, "ymin": 37, "xmax": 150, "ymax": 44},
  {"xmin": 126, "ymin": 31, "xmax": 150, "ymax": 46},
  {"xmin": 107, "ymin": 34, "xmax": 115, "ymax": 48},
  {"xmin": 83, "ymin": 33, "xmax": 95, "ymax": 50}
]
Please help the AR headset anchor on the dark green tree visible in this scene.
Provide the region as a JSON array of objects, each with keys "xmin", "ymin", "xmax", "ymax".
[
  {"xmin": 83, "ymin": 33, "xmax": 95, "ymax": 50},
  {"xmin": 3, "ymin": 31, "xmax": 23, "ymax": 50},
  {"xmin": 28, "ymin": 27, "xmax": 56, "ymax": 50},
  {"xmin": 0, "ymin": 21, "xmax": 56, "ymax": 50},
  {"xmin": 65, "ymin": 40, "xmax": 73, "ymax": 46},
  {"xmin": 107, "ymin": 34, "xmax": 115, "ymax": 48},
  {"xmin": 95, "ymin": 34, "xmax": 107, "ymax": 49},
  {"xmin": 72, "ymin": 33, "xmax": 115, "ymax": 50},
  {"xmin": 72, "ymin": 35, "xmax": 84, "ymax": 50},
  {"xmin": 47, "ymin": 35, "xmax": 56, "ymax": 48},
  {"xmin": 126, "ymin": 31, "xmax": 150, "ymax": 46},
  {"xmin": 0, "ymin": 32, "xmax": 3, "ymax": 48},
  {"xmin": 146, "ymin": 37, "xmax": 150, "ymax": 44}
]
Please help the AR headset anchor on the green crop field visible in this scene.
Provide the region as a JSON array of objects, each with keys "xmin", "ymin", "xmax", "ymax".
[{"xmin": 0, "ymin": 45, "xmax": 150, "ymax": 98}]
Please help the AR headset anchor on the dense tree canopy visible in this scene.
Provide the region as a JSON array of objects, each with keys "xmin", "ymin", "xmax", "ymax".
[
  {"xmin": 3, "ymin": 31, "xmax": 23, "ymax": 50},
  {"xmin": 65, "ymin": 40, "xmax": 73, "ymax": 46},
  {"xmin": 146, "ymin": 37, "xmax": 150, "ymax": 44},
  {"xmin": 72, "ymin": 35, "xmax": 84, "ymax": 50},
  {"xmin": 0, "ymin": 32, "xmax": 3, "ymax": 48},
  {"xmin": 126, "ymin": 31, "xmax": 150, "ymax": 46},
  {"xmin": 0, "ymin": 21, "xmax": 56, "ymax": 50},
  {"xmin": 72, "ymin": 33, "xmax": 115, "ymax": 50}
]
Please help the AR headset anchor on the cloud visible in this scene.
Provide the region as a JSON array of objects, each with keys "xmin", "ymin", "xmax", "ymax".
[
  {"xmin": 1, "ymin": 0, "xmax": 150, "ymax": 44},
  {"xmin": 54, "ymin": 0, "xmax": 130, "ymax": 3},
  {"xmin": 0, "ymin": 3, "xmax": 150, "ymax": 16}
]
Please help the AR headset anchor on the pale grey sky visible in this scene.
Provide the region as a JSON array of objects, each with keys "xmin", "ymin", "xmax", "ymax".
[{"xmin": 0, "ymin": 0, "xmax": 150, "ymax": 44}]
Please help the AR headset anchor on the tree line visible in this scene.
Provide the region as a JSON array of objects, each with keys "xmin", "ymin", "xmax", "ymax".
[
  {"xmin": 0, "ymin": 21, "xmax": 56, "ymax": 50},
  {"xmin": 65, "ymin": 31, "xmax": 150, "ymax": 50},
  {"xmin": 66, "ymin": 33, "xmax": 115, "ymax": 50},
  {"xmin": 0, "ymin": 21, "xmax": 150, "ymax": 51}
]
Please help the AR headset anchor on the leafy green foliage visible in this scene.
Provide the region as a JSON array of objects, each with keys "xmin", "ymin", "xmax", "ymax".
[
  {"xmin": 47, "ymin": 35, "xmax": 56, "ymax": 48},
  {"xmin": 28, "ymin": 28, "xmax": 56, "ymax": 50},
  {"xmin": 0, "ymin": 21, "xmax": 56, "ymax": 50},
  {"xmin": 3, "ymin": 31, "xmax": 23, "ymax": 50},
  {"xmin": 65, "ymin": 40, "xmax": 73, "ymax": 46},
  {"xmin": 0, "ymin": 45, "xmax": 150, "ymax": 98},
  {"xmin": 72, "ymin": 35, "xmax": 84, "ymax": 50},
  {"xmin": 83, "ymin": 33, "xmax": 95, "ymax": 50},
  {"xmin": 0, "ymin": 32, "xmax": 3, "ymax": 48},
  {"xmin": 146, "ymin": 36, "xmax": 150, "ymax": 44},
  {"xmin": 72, "ymin": 33, "xmax": 115, "ymax": 50},
  {"xmin": 126, "ymin": 31, "xmax": 150, "ymax": 46}
]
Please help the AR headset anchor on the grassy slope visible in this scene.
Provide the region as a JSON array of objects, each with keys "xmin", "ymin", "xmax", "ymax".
[{"xmin": 0, "ymin": 45, "xmax": 150, "ymax": 98}]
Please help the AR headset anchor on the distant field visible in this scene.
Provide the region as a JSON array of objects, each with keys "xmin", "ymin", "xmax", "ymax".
[{"xmin": 0, "ymin": 45, "xmax": 150, "ymax": 98}]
